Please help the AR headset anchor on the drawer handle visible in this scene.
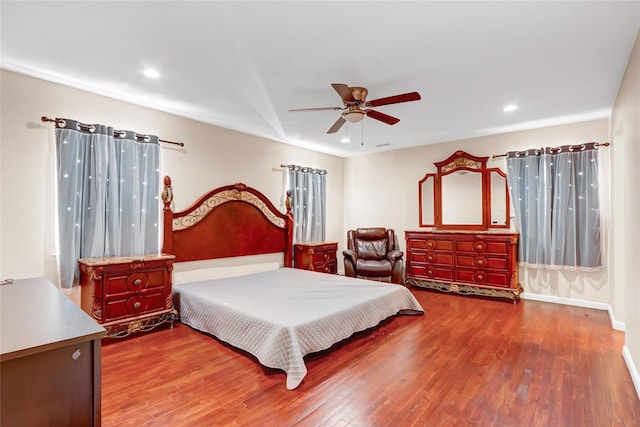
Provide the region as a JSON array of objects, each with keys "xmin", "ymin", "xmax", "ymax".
[
  {"xmin": 134, "ymin": 278, "xmax": 142, "ymax": 286},
  {"xmin": 427, "ymin": 270, "xmax": 433, "ymax": 275},
  {"xmin": 133, "ymin": 301, "xmax": 142, "ymax": 309},
  {"xmin": 427, "ymin": 256, "xmax": 434, "ymax": 262},
  {"xmin": 427, "ymin": 242, "xmax": 434, "ymax": 248},
  {"xmin": 477, "ymin": 260, "xmax": 483, "ymax": 266},
  {"xmin": 476, "ymin": 245, "xmax": 483, "ymax": 250},
  {"xmin": 477, "ymin": 275, "xmax": 484, "ymax": 280},
  {"xmin": 324, "ymin": 253, "xmax": 328, "ymax": 259}
]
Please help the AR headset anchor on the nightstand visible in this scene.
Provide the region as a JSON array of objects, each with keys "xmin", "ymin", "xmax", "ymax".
[
  {"xmin": 294, "ymin": 242, "xmax": 338, "ymax": 274},
  {"xmin": 78, "ymin": 253, "xmax": 176, "ymax": 338}
]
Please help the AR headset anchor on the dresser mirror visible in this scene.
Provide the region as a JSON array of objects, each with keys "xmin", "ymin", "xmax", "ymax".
[
  {"xmin": 488, "ymin": 168, "xmax": 509, "ymax": 227},
  {"xmin": 418, "ymin": 174, "xmax": 436, "ymax": 227},
  {"xmin": 418, "ymin": 150, "xmax": 510, "ymax": 229}
]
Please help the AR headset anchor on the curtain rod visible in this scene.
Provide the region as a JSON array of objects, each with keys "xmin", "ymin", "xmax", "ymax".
[
  {"xmin": 41, "ymin": 116, "xmax": 185, "ymax": 147},
  {"xmin": 281, "ymin": 163, "xmax": 327, "ymax": 174},
  {"xmin": 492, "ymin": 142, "xmax": 610, "ymax": 159}
]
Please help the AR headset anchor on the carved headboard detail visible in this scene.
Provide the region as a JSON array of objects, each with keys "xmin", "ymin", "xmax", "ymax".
[{"xmin": 162, "ymin": 176, "xmax": 294, "ymax": 266}]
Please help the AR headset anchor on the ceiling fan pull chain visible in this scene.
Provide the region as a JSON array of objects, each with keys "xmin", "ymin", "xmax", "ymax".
[{"xmin": 341, "ymin": 123, "xmax": 350, "ymax": 145}]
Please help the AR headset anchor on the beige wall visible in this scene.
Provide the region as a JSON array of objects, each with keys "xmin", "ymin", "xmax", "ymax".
[
  {"xmin": 0, "ymin": 70, "xmax": 345, "ymax": 284},
  {"xmin": 0, "ymin": 68, "xmax": 614, "ymax": 306},
  {"xmin": 611, "ymin": 28, "xmax": 640, "ymax": 395},
  {"xmin": 345, "ymin": 119, "xmax": 611, "ymax": 302}
]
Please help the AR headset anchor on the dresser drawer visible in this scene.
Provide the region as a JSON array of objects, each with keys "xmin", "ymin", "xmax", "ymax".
[
  {"xmin": 409, "ymin": 265, "xmax": 454, "ymax": 281},
  {"xmin": 455, "ymin": 254, "xmax": 508, "ymax": 270},
  {"xmin": 456, "ymin": 268, "xmax": 510, "ymax": 287},
  {"xmin": 410, "ymin": 251, "xmax": 454, "ymax": 265},
  {"xmin": 408, "ymin": 237, "xmax": 454, "ymax": 251},
  {"xmin": 456, "ymin": 239, "xmax": 509, "ymax": 255}
]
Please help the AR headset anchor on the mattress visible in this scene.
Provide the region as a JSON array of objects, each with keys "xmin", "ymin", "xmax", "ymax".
[{"xmin": 173, "ymin": 267, "xmax": 424, "ymax": 389}]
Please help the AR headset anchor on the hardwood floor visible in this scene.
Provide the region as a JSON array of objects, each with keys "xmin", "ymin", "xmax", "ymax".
[{"xmin": 101, "ymin": 288, "xmax": 640, "ymax": 426}]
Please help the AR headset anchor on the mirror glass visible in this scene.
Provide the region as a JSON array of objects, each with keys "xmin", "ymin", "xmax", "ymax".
[
  {"xmin": 419, "ymin": 175, "xmax": 435, "ymax": 226},
  {"xmin": 441, "ymin": 171, "xmax": 483, "ymax": 225},
  {"xmin": 489, "ymin": 170, "xmax": 508, "ymax": 226}
]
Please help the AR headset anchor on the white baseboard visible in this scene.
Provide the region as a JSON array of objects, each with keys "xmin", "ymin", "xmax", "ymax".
[
  {"xmin": 608, "ymin": 305, "xmax": 626, "ymax": 331},
  {"xmin": 520, "ymin": 292, "xmax": 625, "ymax": 331},
  {"xmin": 623, "ymin": 346, "xmax": 640, "ymax": 401}
]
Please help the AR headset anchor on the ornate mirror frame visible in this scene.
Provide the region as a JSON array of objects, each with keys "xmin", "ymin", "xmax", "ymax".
[{"xmin": 418, "ymin": 150, "xmax": 510, "ymax": 230}]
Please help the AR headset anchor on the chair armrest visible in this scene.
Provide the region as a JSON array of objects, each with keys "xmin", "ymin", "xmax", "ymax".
[
  {"xmin": 343, "ymin": 249, "xmax": 357, "ymax": 262},
  {"xmin": 387, "ymin": 250, "xmax": 404, "ymax": 261}
]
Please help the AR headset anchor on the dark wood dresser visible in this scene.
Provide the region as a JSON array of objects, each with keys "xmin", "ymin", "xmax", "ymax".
[
  {"xmin": 1, "ymin": 277, "xmax": 105, "ymax": 426},
  {"xmin": 78, "ymin": 253, "xmax": 177, "ymax": 338},
  {"xmin": 294, "ymin": 242, "xmax": 338, "ymax": 274},
  {"xmin": 404, "ymin": 230, "xmax": 522, "ymax": 302}
]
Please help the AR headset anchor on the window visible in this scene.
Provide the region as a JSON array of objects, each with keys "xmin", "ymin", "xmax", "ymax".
[
  {"xmin": 285, "ymin": 165, "xmax": 327, "ymax": 243},
  {"xmin": 55, "ymin": 119, "xmax": 160, "ymax": 288},
  {"xmin": 506, "ymin": 143, "xmax": 601, "ymax": 271}
]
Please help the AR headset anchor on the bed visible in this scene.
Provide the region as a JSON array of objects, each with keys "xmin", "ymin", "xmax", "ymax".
[{"xmin": 162, "ymin": 177, "xmax": 424, "ymax": 389}]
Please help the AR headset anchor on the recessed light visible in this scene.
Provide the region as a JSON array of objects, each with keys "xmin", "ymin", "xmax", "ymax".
[
  {"xmin": 341, "ymin": 136, "xmax": 351, "ymax": 144},
  {"xmin": 142, "ymin": 68, "xmax": 160, "ymax": 78},
  {"xmin": 503, "ymin": 104, "xmax": 518, "ymax": 112}
]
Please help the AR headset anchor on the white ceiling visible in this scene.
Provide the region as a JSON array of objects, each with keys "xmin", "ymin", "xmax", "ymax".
[{"xmin": 2, "ymin": 1, "xmax": 639, "ymax": 157}]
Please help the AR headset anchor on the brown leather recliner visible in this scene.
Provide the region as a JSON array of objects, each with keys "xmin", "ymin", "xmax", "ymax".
[{"xmin": 343, "ymin": 228, "xmax": 404, "ymax": 284}]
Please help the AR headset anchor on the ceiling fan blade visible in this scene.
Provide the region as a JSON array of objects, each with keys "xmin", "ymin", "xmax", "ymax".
[
  {"xmin": 289, "ymin": 107, "xmax": 343, "ymax": 112},
  {"xmin": 327, "ymin": 117, "xmax": 346, "ymax": 134},
  {"xmin": 331, "ymin": 83, "xmax": 355, "ymax": 103},
  {"xmin": 366, "ymin": 91, "xmax": 421, "ymax": 107},
  {"xmin": 366, "ymin": 109, "xmax": 400, "ymax": 125}
]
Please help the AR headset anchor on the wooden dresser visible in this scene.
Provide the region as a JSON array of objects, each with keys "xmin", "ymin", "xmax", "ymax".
[
  {"xmin": 294, "ymin": 242, "xmax": 338, "ymax": 274},
  {"xmin": 404, "ymin": 230, "xmax": 522, "ymax": 302},
  {"xmin": 78, "ymin": 253, "xmax": 177, "ymax": 338},
  {"xmin": 1, "ymin": 277, "xmax": 105, "ymax": 426}
]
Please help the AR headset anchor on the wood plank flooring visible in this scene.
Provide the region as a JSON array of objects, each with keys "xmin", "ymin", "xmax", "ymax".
[{"xmin": 101, "ymin": 288, "xmax": 640, "ymax": 426}]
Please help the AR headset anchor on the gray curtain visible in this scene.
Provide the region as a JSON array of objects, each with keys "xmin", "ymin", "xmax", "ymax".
[
  {"xmin": 55, "ymin": 119, "xmax": 160, "ymax": 288},
  {"xmin": 287, "ymin": 166, "xmax": 326, "ymax": 243},
  {"xmin": 506, "ymin": 143, "xmax": 601, "ymax": 271}
]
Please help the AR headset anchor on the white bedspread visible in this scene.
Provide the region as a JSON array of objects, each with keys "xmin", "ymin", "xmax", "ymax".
[{"xmin": 173, "ymin": 267, "xmax": 424, "ymax": 389}]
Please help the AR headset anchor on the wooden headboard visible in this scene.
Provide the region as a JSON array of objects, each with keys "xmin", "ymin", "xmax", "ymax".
[{"xmin": 161, "ymin": 176, "xmax": 294, "ymax": 267}]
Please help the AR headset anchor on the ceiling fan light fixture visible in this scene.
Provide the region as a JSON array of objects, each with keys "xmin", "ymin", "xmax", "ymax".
[{"xmin": 343, "ymin": 109, "xmax": 366, "ymax": 123}]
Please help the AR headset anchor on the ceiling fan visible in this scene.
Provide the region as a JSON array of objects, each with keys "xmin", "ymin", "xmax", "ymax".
[{"xmin": 289, "ymin": 83, "xmax": 422, "ymax": 134}]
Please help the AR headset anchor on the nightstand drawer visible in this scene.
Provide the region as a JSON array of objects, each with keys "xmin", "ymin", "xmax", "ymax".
[
  {"xmin": 312, "ymin": 250, "xmax": 336, "ymax": 263},
  {"xmin": 313, "ymin": 260, "xmax": 337, "ymax": 274},
  {"xmin": 103, "ymin": 291, "xmax": 168, "ymax": 322},
  {"xmin": 103, "ymin": 270, "xmax": 167, "ymax": 296}
]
